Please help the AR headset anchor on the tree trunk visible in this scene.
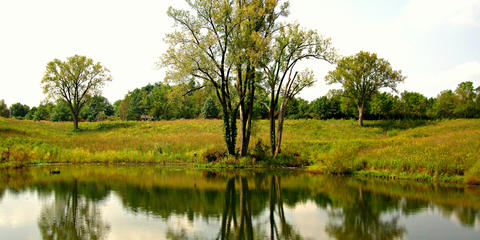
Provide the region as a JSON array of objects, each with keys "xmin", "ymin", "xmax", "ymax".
[
  {"xmin": 274, "ymin": 99, "xmax": 289, "ymax": 158},
  {"xmin": 239, "ymin": 105, "xmax": 247, "ymax": 156},
  {"xmin": 274, "ymin": 110, "xmax": 285, "ymax": 158},
  {"xmin": 73, "ymin": 114, "xmax": 79, "ymax": 130},
  {"xmin": 269, "ymin": 94, "xmax": 276, "ymax": 155},
  {"xmin": 223, "ymin": 110, "xmax": 237, "ymax": 155},
  {"xmin": 358, "ymin": 105, "xmax": 364, "ymax": 127},
  {"xmin": 243, "ymin": 79, "xmax": 255, "ymax": 156},
  {"xmin": 239, "ymin": 68, "xmax": 255, "ymax": 157}
]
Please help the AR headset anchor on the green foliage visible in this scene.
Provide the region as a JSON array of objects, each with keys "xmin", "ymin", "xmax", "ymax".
[
  {"xmin": 9, "ymin": 102, "xmax": 30, "ymax": 118},
  {"xmin": 0, "ymin": 100, "xmax": 8, "ymax": 118},
  {"xmin": 115, "ymin": 82, "xmax": 213, "ymax": 121},
  {"xmin": 50, "ymin": 100, "xmax": 72, "ymax": 122},
  {"xmin": 326, "ymin": 51, "xmax": 405, "ymax": 126},
  {"xmin": 80, "ymin": 96, "xmax": 113, "ymax": 122},
  {"xmin": 454, "ymin": 81, "xmax": 477, "ymax": 118},
  {"xmin": 202, "ymin": 97, "xmax": 219, "ymax": 119},
  {"xmin": 370, "ymin": 92, "xmax": 395, "ymax": 119},
  {"xmin": 285, "ymin": 98, "xmax": 310, "ymax": 119},
  {"xmin": 41, "ymin": 55, "xmax": 111, "ymax": 129},
  {"xmin": 398, "ymin": 91, "xmax": 430, "ymax": 119},
  {"xmin": 25, "ymin": 107, "xmax": 36, "ymax": 120},
  {"xmin": 309, "ymin": 92, "xmax": 343, "ymax": 119},
  {"xmin": 33, "ymin": 103, "xmax": 54, "ymax": 121},
  {"xmin": 433, "ymin": 90, "xmax": 456, "ymax": 118}
]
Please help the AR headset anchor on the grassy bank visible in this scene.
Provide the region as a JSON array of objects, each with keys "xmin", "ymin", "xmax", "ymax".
[{"xmin": 1, "ymin": 117, "xmax": 479, "ymax": 184}]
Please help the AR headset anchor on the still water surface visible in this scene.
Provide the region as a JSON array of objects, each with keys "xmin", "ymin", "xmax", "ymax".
[{"xmin": 0, "ymin": 166, "xmax": 479, "ymax": 240}]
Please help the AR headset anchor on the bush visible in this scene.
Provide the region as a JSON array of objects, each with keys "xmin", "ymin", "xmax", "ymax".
[
  {"xmin": 252, "ymin": 139, "xmax": 269, "ymax": 161},
  {"xmin": 202, "ymin": 148, "xmax": 226, "ymax": 163},
  {"xmin": 274, "ymin": 151, "xmax": 309, "ymax": 167}
]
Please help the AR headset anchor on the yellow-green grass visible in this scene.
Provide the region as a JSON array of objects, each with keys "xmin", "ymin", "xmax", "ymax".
[{"xmin": 1, "ymin": 117, "xmax": 479, "ymax": 184}]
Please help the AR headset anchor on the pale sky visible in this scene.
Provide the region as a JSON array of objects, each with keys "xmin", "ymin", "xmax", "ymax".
[{"xmin": 0, "ymin": 0, "xmax": 479, "ymax": 107}]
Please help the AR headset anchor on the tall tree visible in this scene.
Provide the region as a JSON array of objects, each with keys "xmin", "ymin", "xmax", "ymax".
[
  {"xmin": 162, "ymin": 0, "xmax": 286, "ymax": 155},
  {"xmin": 262, "ymin": 23, "xmax": 336, "ymax": 156},
  {"xmin": 41, "ymin": 55, "xmax": 112, "ymax": 130},
  {"xmin": 326, "ymin": 51, "xmax": 405, "ymax": 127}
]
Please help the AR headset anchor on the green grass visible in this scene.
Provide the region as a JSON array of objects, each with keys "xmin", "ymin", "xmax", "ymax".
[{"xmin": 1, "ymin": 117, "xmax": 479, "ymax": 184}]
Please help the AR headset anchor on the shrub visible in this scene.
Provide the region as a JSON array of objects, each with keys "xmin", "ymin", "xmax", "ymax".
[
  {"xmin": 252, "ymin": 139, "xmax": 269, "ymax": 161},
  {"xmin": 202, "ymin": 148, "xmax": 226, "ymax": 163}
]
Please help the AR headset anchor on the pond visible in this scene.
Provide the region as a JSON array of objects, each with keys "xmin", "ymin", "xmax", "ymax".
[{"xmin": 0, "ymin": 166, "xmax": 479, "ymax": 240}]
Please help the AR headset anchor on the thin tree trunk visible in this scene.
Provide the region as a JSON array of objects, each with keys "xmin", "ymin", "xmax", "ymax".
[
  {"xmin": 274, "ymin": 99, "xmax": 289, "ymax": 158},
  {"xmin": 269, "ymin": 93, "xmax": 276, "ymax": 155},
  {"xmin": 239, "ymin": 105, "xmax": 247, "ymax": 156},
  {"xmin": 269, "ymin": 175, "xmax": 276, "ymax": 240},
  {"xmin": 274, "ymin": 112, "xmax": 285, "ymax": 158},
  {"xmin": 358, "ymin": 105, "xmax": 364, "ymax": 127}
]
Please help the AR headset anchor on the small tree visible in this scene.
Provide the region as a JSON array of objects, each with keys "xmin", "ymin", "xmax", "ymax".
[
  {"xmin": 202, "ymin": 97, "xmax": 219, "ymax": 119},
  {"xmin": 326, "ymin": 51, "xmax": 405, "ymax": 126},
  {"xmin": 41, "ymin": 55, "xmax": 111, "ymax": 130},
  {"xmin": 0, "ymin": 100, "xmax": 10, "ymax": 118}
]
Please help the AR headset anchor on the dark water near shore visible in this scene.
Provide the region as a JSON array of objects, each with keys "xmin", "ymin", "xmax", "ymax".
[{"xmin": 0, "ymin": 166, "xmax": 479, "ymax": 240}]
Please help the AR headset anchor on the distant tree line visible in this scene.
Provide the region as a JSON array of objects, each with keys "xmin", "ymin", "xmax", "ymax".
[
  {"xmin": 1, "ymin": 80, "xmax": 479, "ymax": 122},
  {"xmin": 0, "ymin": 96, "xmax": 114, "ymax": 122},
  {"xmin": 286, "ymin": 81, "xmax": 480, "ymax": 120}
]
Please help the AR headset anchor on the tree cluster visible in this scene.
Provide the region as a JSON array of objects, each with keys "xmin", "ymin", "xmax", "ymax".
[
  {"xmin": 283, "ymin": 81, "xmax": 480, "ymax": 121},
  {"xmin": 113, "ymin": 81, "xmax": 218, "ymax": 120},
  {"xmin": 1, "ymin": 97, "xmax": 115, "ymax": 122}
]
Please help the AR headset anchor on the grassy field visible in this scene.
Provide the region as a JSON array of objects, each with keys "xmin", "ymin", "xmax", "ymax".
[{"xmin": 1, "ymin": 117, "xmax": 479, "ymax": 184}]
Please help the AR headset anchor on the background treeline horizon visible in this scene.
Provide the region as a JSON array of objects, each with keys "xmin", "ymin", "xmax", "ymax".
[{"xmin": 1, "ymin": 80, "xmax": 479, "ymax": 122}]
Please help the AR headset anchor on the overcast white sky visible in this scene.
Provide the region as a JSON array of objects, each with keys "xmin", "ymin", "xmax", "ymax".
[{"xmin": 0, "ymin": 0, "xmax": 479, "ymax": 107}]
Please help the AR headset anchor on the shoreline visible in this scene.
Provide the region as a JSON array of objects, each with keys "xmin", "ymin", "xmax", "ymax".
[{"xmin": 1, "ymin": 161, "xmax": 476, "ymax": 186}]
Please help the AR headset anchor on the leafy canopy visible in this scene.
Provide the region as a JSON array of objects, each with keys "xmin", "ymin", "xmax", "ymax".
[
  {"xmin": 41, "ymin": 55, "xmax": 111, "ymax": 113},
  {"xmin": 326, "ymin": 51, "xmax": 405, "ymax": 108}
]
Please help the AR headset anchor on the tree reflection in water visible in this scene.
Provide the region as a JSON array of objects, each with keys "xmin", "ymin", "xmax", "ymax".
[
  {"xmin": 216, "ymin": 175, "xmax": 302, "ymax": 240},
  {"xmin": 0, "ymin": 167, "xmax": 478, "ymax": 240},
  {"xmin": 37, "ymin": 179, "xmax": 110, "ymax": 240},
  {"xmin": 325, "ymin": 187, "xmax": 405, "ymax": 240},
  {"xmin": 269, "ymin": 175, "xmax": 302, "ymax": 240},
  {"xmin": 217, "ymin": 177, "xmax": 254, "ymax": 240}
]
